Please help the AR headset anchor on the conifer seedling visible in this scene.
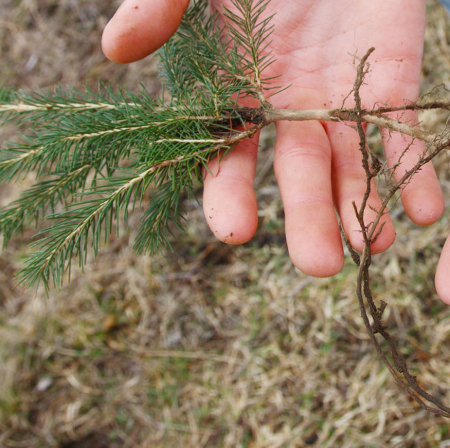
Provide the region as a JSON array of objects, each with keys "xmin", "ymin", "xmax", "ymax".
[{"xmin": 1, "ymin": 0, "xmax": 450, "ymax": 417}]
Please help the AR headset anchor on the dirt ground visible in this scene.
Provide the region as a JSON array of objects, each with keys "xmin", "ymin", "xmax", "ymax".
[{"xmin": 2, "ymin": 1, "xmax": 450, "ymax": 447}]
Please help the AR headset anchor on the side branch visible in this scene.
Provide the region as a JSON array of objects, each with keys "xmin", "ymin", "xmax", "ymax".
[{"xmin": 21, "ymin": 123, "xmax": 263, "ymax": 289}]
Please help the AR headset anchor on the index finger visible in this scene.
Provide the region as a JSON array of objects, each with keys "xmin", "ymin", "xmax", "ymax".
[{"xmin": 102, "ymin": 0, "xmax": 190, "ymax": 63}]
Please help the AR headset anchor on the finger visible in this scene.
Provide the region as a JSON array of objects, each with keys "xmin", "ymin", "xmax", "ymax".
[
  {"xmin": 326, "ymin": 121, "xmax": 396, "ymax": 254},
  {"xmin": 274, "ymin": 120, "xmax": 344, "ymax": 278},
  {"xmin": 102, "ymin": 0, "xmax": 190, "ymax": 63},
  {"xmin": 435, "ymin": 236, "xmax": 450, "ymax": 304},
  {"xmin": 203, "ymin": 132, "xmax": 259, "ymax": 244},
  {"xmin": 381, "ymin": 110, "xmax": 444, "ymax": 226}
]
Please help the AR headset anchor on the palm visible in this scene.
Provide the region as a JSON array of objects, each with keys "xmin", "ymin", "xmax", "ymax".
[{"xmin": 248, "ymin": 0, "xmax": 424, "ymax": 102}]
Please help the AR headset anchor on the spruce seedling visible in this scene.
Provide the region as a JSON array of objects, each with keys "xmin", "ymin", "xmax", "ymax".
[{"xmin": 2, "ymin": 0, "xmax": 450, "ymax": 417}]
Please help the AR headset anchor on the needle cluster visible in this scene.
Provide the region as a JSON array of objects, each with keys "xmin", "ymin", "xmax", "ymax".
[{"xmin": 0, "ymin": 0, "xmax": 274, "ymax": 290}]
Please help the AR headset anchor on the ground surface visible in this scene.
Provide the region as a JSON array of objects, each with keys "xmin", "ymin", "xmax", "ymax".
[{"xmin": 2, "ymin": 1, "xmax": 450, "ymax": 447}]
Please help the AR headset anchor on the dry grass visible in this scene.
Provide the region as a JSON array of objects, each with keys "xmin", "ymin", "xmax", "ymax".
[{"xmin": 1, "ymin": 0, "xmax": 450, "ymax": 447}]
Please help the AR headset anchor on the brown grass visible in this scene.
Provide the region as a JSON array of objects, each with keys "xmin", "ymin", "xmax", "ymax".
[{"xmin": 1, "ymin": 0, "xmax": 450, "ymax": 446}]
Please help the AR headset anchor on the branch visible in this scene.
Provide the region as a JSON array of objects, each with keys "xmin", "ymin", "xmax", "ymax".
[
  {"xmin": 0, "ymin": 101, "xmax": 118, "ymax": 113},
  {"xmin": 19, "ymin": 123, "xmax": 263, "ymax": 289}
]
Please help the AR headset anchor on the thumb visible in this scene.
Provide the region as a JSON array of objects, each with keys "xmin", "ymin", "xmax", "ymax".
[{"xmin": 102, "ymin": 0, "xmax": 191, "ymax": 64}]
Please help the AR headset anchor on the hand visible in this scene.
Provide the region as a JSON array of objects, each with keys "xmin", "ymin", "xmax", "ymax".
[{"xmin": 102, "ymin": 0, "xmax": 448, "ymax": 300}]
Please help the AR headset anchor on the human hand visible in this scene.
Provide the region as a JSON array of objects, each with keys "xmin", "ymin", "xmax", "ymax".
[{"xmin": 103, "ymin": 0, "xmax": 448, "ymax": 300}]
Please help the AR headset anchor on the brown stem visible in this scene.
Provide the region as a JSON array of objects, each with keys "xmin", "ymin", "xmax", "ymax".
[
  {"xmin": 349, "ymin": 48, "xmax": 450, "ymax": 418},
  {"xmin": 263, "ymin": 108, "xmax": 436, "ymax": 144}
]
